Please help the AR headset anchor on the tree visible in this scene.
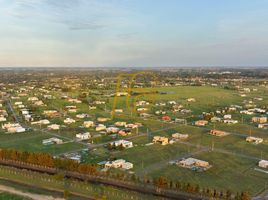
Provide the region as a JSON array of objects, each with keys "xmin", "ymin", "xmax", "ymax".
[
  {"xmin": 241, "ymin": 191, "xmax": 250, "ymax": 200},
  {"xmin": 154, "ymin": 176, "xmax": 168, "ymax": 188},
  {"xmin": 64, "ymin": 190, "xmax": 70, "ymax": 199}
]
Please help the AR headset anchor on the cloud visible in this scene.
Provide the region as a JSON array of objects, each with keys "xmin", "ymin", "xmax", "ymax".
[{"xmin": 8, "ymin": 0, "xmax": 130, "ymax": 31}]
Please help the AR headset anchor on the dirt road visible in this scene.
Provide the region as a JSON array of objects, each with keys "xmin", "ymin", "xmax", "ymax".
[{"xmin": 0, "ymin": 185, "xmax": 65, "ymax": 200}]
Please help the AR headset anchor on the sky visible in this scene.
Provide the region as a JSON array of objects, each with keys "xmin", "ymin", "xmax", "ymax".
[{"xmin": 0, "ymin": 0, "xmax": 268, "ymax": 67}]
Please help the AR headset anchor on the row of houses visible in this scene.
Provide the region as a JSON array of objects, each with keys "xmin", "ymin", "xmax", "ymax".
[{"xmin": 2, "ymin": 123, "xmax": 26, "ymax": 133}]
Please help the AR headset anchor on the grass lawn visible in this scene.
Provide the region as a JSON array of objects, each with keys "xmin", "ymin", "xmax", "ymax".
[{"xmin": 149, "ymin": 151, "xmax": 268, "ymax": 196}]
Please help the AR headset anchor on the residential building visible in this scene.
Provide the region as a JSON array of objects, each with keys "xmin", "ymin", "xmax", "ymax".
[
  {"xmin": 153, "ymin": 136, "xmax": 169, "ymax": 145},
  {"xmin": 110, "ymin": 140, "xmax": 133, "ymax": 148},
  {"xmin": 246, "ymin": 136, "xmax": 263, "ymax": 144},
  {"xmin": 209, "ymin": 129, "xmax": 229, "ymax": 137},
  {"xmin": 259, "ymin": 160, "xmax": 268, "ymax": 169},
  {"xmin": 76, "ymin": 132, "xmax": 91, "ymax": 140}
]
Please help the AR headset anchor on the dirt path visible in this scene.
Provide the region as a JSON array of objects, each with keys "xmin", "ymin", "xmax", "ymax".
[{"xmin": 0, "ymin": 185, "xmax": 65, "ymax": 200}]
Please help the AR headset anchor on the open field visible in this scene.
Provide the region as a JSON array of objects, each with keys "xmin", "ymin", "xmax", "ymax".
[{"xmin": 1, "ymin": 84, "xmax": 268, "ymax": 197}]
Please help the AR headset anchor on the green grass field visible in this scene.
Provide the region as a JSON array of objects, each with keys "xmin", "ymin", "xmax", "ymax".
[{"xmin": 1, "ymin": 85, "xmax": 268, "ymax": 197}]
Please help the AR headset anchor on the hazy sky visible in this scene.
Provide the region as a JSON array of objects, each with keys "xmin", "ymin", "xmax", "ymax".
[{"xmin": 1, "ymin": 0, "xmax": 268, "ymax": 67}]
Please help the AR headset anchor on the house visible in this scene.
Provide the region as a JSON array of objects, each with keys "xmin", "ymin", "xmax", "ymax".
[
  {"xmin": 223, "ymin": 114, "xmax": 232, "ymax": 119},
  {"xmin": 28, "ymin": 97, "xmax": 39, "ymax": 101},
  {"xmin": 31, "ymin": 119, "xmax": 50, "ymax": 125},
  {"xmin": 0, "ymin": 116, "xmax": 7, "ymax": 122},
  {"xmin": 115, "ymin": 121, "xmax": 127, "ymax": 127},
  {"xmin": 93, "ymin": 101, "xmax": 105, "ymax": 105},
  {"xmin": 0, "ymin": 110, "xmax": 8, "ymax": 117},
  {"xmin": 34, "ymin": 101, "xmax": 45, "ymax": 106},
  {"xmin": 118, "ymin": 129, "xmax": 131, "ymax": 136},
  {"xmin": 21, "ymin": 110, "xmax": 29, "ymax": 115},
  {"xmin": 42, "ymin": 137, "xmax": 63, "ymax": 145},
  {"xmin": 162, "ymin": 116, "xmax": 171, "ymax": 121},
  {"xmin": 14, "ymin": 102, "xmax": 23, "ymax": 106},
  {"xmin": 178, "ymin": 158, "xmax": 210, "ymax": 169},
  {"xmin": 96, "ymin": 124, "xmax": 106, "ymax": 131},
  {"xmin": 223, "ymin": 119, "xmax": 238, "ymax": 124},
  {"xmin": 246, "ymin": 136, "xmax": 263, "ymax": 144},
  {"xmin": 153, "ymin": 136, "xmax": 169, "ymax": 145},
  {"xmin": 114, "ymin": 109, "xmax": 123, "ymax": 113},
  {"xmin": 83, "ymin": 121, "xmax": 94, "ymax": 128},
  {"xmin": 209, "ymin": 129, "xmax": 229, "ymax": 137},
  {"xmin": 172, "ymin": 133, "xmax": 189, "ymax": 140},
  {"xmin": 258, "ymin": 124, "xmax": 268, "ymax": 129},
  {"xmin": 76, "ymin": 113, "xmax": 90, "ymax": 119},
  {"xmin": 89, "ymin": 106, "xmax": 97, "ymax": 110},
  {"xmin": 68, "ymin": 98, "xmax": 82, "ymax": 104},
  {"xmin": 210, "ymin": 117, "xmax": 221, "ymax": 122},
  {"xmin": 167, "ymin": 100, "xmax": 177, "ymax": 105},
  {"xmin": 174, "ymin": 118, "xmax": 187, "ymax": 124},
  {"xmin": 97, "ymin": 117, "xmax": 110, "ymax": 122},
  {"xmin": 116, "ymin": 92, "xmax": 129, "ymax": 97},
  {"xmin": 76, "ymin": 132, "xmax": 91, "ymax": 140},
  {"xmin": 64, "ymin": 118, "xmax": 76, "ymax": 124},
  {"xmin": 187, "ymin": 98, "xmax": 196, "ymax": 102},
  {"xmin": 47, "ymin": 124, "xmax": 60, "ymax": 130},
  {"xmin": 43, "ymin": 110, "xmax": 60, "ymax": 118},
  {"xmin": 252, "ymin": 117, "xmax": 267, "ymax": 124},
  {"xmin": 173, "ymin": 105, "xmax": 183, "ymax": 112},
  {"xmin": 103, "ymin": 159, "xmax": 133, "ymax": 170},
  {"xmin": 195, "ymin": 120, "xmax": 208, "ymax": 126},
  {"xmin": 106, "ymin": 127, "xmax": 119, "ymax": 134},
  {"xmin": 122, "ymin": 162, "xmax": 134, "ymax": 170},
  {"xmin": 137, "ymin": 108, "xmax": 148, "ymax": 112},
  {"xmin": 240, "ymin": 110, "xmax": 254, "ymax": 115},
  {"xmin": 110, "ymin": 140, "xmax": 133, "ymax": 148},
  {"xmin": 68, "ymin": 108, "xmax": 77, "ymax": 113},
  {"xmin": 125, "ymin": 123, "xmax": 139, "ymax": 129},
  {"xmin": 140, "ymin": 113, "xmax": 152, "ymax": 118},
  {"xmin": 136, "ymin": 100, "xmax": 149, "ymax": 106},
  {"xmin": 2, "ymin": 123, "xmax": 25, "ymax": 133},
  {"xmin": 258, "ymin": 160, "xmax": 268, "ymax": 169}
]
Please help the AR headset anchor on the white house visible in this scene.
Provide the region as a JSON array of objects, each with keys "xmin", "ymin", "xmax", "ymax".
[
  {"xmin": 223, "ymin": 114, "xmax": 232, "ymax": 119},
  {"xmin": 47, "ymin": 124, "xmax": 60, "ymax": 130},
  {"xmin": 14, "ymin": 102, "xmax": 23, "ymax": 106},
  {"xmin": 259, "ymin": 160, "xmax": 268, "ymax": 169},
  {"xmin": 96, "ymin": 124, "xmax": 106, "ymax": 131},
  {"xmin": 106, "ymin": 127, "xmax": 119, "ymax": 134},
  {"xmin": 223, "ymin": 119, "xmax": 238, "ymax": 124},
  {"xmin": 115, "ymin": 121, "xmax": 127, "ymax": 127},
  {"xmin": 110, "ymin": 140, "xmax": 133, "ymax": 148},
  {"xmin": 2, "ymin": 123, "xmax": 25, "ymax": 133},
  {"xmin": 31, "ymin": 119, "xmax": 50, "ymax": 125},
  {"xmin": 76, "ymin": 132, "xmax": 91, "ymax": 140},
  {"xmin": 83, "ymin": 121, "xmax": 94, "ymax": 128},
  {"xmin": 246, "ymin": 136, "xmax": 263, "ymax": 144},
  {"xmin": 0, "ymin": 116, "xmax": 7, "ymax": 122},
  {"xmin": 28, "ymin": 97, "xmax": 39, "ymax": 101},
  {"xmin": 104, "ymin": 159, "xmax": 133, "ymax": 170},
  {"xmin": 172, "ymin": 133, "xmax": 189, "ymax": 140},
  {"xmin": 64, "ymin": 118, "xmax": 76, "ymax": 124}
]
